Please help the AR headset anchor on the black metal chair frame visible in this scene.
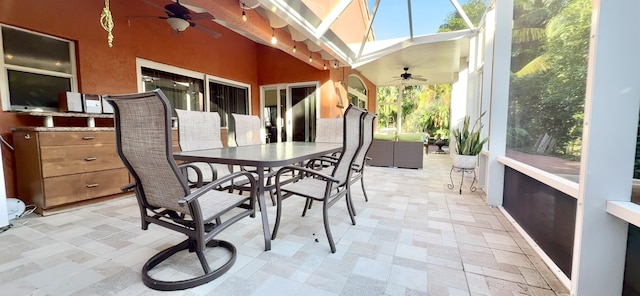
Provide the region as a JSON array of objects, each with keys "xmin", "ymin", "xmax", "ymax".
[
  {"xmin": 271, "ymin": 104, "xmax": 367, "ymax": 253},
  {"xmin": 105, "ymin": 90, "xmax": 257, "ymax": 291}
]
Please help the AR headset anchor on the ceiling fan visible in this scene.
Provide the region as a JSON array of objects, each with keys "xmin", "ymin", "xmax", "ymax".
[
  {"xmin": 133, "ymin": 0, "xmax": 221, "ymax": 38},
  {"xmin": 391, "ymin": 67, "xmax": 427, "ymax": 83}
]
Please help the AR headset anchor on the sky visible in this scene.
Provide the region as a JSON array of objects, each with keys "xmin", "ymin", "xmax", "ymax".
[{"xmin": 367, "ymin": 0, "xmax": 471, "ymax": 40}]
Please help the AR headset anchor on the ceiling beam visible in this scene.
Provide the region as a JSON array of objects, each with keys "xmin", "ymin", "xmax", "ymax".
[
  {"xmin": 313, "ymin": 0, "xmax": 353, "ymax": 39},
  {"xmin": 407, "ymin": 0, "xmax": 413, "ymax": 39},
  {"xmin": 449, "ymin": 0, "xmax": 475, "ymax": 30},
  {"xmin": 356, "ymin": 0, "xmax": 381, "ymax": 62}
]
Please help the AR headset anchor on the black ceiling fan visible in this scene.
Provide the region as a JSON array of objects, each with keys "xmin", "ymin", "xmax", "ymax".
[
  {"xmin": 132, "ymin": 0, "xmax": 221, "ymax": 38},
  {"xmin": 397, "ymin": 67, "xmax": 427, "ymax": 82}
]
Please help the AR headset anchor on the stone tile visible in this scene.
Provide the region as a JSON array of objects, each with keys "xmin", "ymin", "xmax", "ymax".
[
  {"xmin": 352, "ymin": 257, "xmax": 392, "ymax": 281},
  {"xmin": 1, "ymin": 154, "xmax": 568, "ymax": 296},
  {"xmin": 388, "ymin": 264, "xmax": 428, "ymax": 292}
]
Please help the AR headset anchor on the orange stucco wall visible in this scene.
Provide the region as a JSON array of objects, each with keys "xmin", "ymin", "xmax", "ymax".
[{"xmin": 0, "ymin": 0, "xmax": 376, "ymax": 198}]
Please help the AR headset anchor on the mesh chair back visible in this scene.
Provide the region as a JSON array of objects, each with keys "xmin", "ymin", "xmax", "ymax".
[
  {"xmin": 353, "ymin": 112, "xmax": 376, "ymax": 168},
  {"xmin": 315, "ymin": 118, "xmax": 343, "ymax": 143},
  {"xmin": 105, "ymin": 90, "xmax": 189, "ymax": 214},
  {"xmin": 332, "ymin": 105, "xmax": 366, "ymax": 186},
  {"xmin": 176, "ymin": 110, "xmax": 223, "ymax": 150},
  {"xmin": 232, "ymin": 113, "xmax": 263, "ymax": 146}
]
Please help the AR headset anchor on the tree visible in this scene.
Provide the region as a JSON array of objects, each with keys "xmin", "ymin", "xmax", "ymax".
[
  {"xmin": 438, "ymin": 0, "xmax": 487, "ymax": 32},
  {"xmin": 508, "ymin": 0, "xmax": 592, "ymax": 158}
]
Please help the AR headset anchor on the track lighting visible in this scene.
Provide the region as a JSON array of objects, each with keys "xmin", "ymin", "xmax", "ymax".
[
  {"xmin": 241, "ymin": 2, "xmax": 247, "ymax": 22},
  {"xmin": 271, "ymin": 28, "xmax": 277, "ymax": 45},
  {"xmin": 309, "ymin": 54, "xmax": 313, "ymax": 63},
  {"xmin": 292, "ymin": 42, "xmax": 296, "ymax": 53},
  {"xmin": 323, "ymin": 61, "xmax": 327, "ymax": 70}
]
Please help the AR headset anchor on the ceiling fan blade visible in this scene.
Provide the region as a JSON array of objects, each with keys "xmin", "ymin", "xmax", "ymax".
[
  {"xmin": 143, "ymin": 0, "xmax": 174, "ymax": 16},
  {"xmin": 412, "ymin": 77, "xmax": 428, "ymax": 82},
  {"xmin": 188, "ymin": 12, "xmax": 215, "ymax": 21},
  {"xmin": 193, "ymin": 24, "xmax": 222, "ymax": 38}
]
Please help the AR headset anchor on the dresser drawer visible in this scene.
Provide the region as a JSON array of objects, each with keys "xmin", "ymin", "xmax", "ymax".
[
  {"xmin": 39, "ymin": 131, "xmax": 116, "ymax": 146},
  {"xmin": 43, "ymin": 168, "xmax": 129, "ymax": 208},
  {"xmin": 41, "ymin": 145, "xmax": 123, "ymax": 177}
]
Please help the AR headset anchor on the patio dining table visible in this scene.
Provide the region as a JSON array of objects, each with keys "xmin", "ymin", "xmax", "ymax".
[{"xmin": 174, "ymin": 142, "xmax": 342, "ymax": 251}]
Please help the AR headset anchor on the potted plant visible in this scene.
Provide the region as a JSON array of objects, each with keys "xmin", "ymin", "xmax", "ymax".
[{"xmin": 451, "ymin": 112, "xmax": 489, "ymax": 169}]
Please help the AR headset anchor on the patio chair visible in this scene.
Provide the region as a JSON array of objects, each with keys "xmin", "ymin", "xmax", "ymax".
[
  {"xmin": 104, "ymin": 90, "xmax": 257, "ymax": 291},
  {"xmin": 306, "ymin": 111, "xmax": 376, "ymax": 215},
  {"xmin": 231, "ymin": 113, "xmax": 263, "ymax": 146},
  {"xmin": 315, "ymin": 117, "xmax": 343, "ymax": 143},
  {"xmin": 349, "ymin": 112, "xmax": 377, "ymax": 203},
  {"xmin": 271, "ymin": 104, "xmax": 366, "ymax": 253},
  {"xmin": 231, "ymin": 113, "xmax": 280, "ymax": 203},
  {"xmin": 175, "ymin": 109, "xmax": 241, "ymax": 189}
]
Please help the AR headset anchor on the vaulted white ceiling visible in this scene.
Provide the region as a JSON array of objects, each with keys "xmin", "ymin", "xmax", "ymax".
[{"xmin": 181, "ymin": 0, "xmax": 481, "ymax": 86}]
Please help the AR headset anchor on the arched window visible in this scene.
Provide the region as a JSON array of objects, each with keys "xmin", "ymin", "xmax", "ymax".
[{"xmin": 347, "ymin": 75, "xmax": 367, "ymax": 109}]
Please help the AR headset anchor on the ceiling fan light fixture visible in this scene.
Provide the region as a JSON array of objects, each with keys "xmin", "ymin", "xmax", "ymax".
[
  {"xmin": 241, "ymin": 3, "xmax": 247, "ymax": 22},
  {"xmin": 167, "ymin": 17, "xmax": 190, "ymax": 32},
  {"xmin": 270, "ymin": 28, "xmax": 277, "ymax": 45}
]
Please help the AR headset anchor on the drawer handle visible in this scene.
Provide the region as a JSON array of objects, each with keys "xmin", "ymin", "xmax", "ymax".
[
  {"xmin": 85, "ymin": 157, "xmax": 97, "ymax": 161},
  {"xmin": 86, "ymin": 183, "xmax": 99, "ymax": 188},
  {"xmin": 82, "ymin": 136, "xmax": 95, "ymax": 140}
]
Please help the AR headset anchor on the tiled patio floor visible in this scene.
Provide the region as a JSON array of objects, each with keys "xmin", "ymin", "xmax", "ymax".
[{"xmin": 0, "ymin": 153, "xmax": 570, "ymax": 295}]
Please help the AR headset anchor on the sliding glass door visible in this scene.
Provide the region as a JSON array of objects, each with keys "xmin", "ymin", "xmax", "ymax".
[{"xmin": 261, "ymin": 83, "xmax": 318, "ymax": 143}]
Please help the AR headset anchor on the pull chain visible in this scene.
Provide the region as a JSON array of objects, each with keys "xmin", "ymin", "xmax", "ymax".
[{"xmin": 100, "ymin": 0, "xmax": 114, "ymax": 47}]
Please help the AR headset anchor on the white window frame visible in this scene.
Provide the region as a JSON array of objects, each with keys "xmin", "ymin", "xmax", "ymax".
[
  {"xmin": 0, "ymin": 24, "xmax": 78, "ymax": 111},
  {"xmin": 347, "ymin": 74, "xmax": 368, "ymax": 109},
  {"xmin": 136, "ymin": 58, "xmax": 251, "ymax": 114}
]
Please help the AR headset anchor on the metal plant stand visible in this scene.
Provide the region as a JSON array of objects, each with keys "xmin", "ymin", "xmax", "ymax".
[{"xmin": 447, "ymin": 166, "xmax": 477, "ymax": 194}]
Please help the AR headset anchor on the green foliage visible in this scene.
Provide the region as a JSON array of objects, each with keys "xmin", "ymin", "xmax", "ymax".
[
  {"xmin": 452, "ymin": 112, "xmax": 488, "ymax": 155},
  {"xmin": 508, "ymin": 0, "xmax": 591, "ymax": 159},
  {"xmin": 438, "ymin": 0, "xmax": 487, "ymax": 32},
  {"xmin": 376, "ymin": 85, "xmax": 450, "ymax": 137}
]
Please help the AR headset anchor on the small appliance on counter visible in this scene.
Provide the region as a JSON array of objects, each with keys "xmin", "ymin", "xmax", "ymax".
[
  {"xmin": 83, "ymin": 94, "xmax": 102, "ymax": 114},
  {"xmin": 58, "ymin": 91, "xmax": 84, "ymax": 112}
]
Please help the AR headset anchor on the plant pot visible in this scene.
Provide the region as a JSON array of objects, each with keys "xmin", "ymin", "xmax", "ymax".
[{"xmin": 452, "ymin": 154, "xmax": 477, "ymax": 169}]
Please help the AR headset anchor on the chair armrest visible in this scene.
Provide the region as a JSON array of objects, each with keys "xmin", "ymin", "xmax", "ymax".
[
  {"xmin": 178, "ymin": 163, "xmax": 204, "ymax": 188},
  {"xmin": 306, "ymin": 157, "xmax": 338, "ymax": 170},
  {"xmin": 276, "ymin": 165, "xmax": 338, "ymax": 183},
  {"xmin": 121, "ymin": 182, "xmax": 136, "ymax": 192},
  {"xmin": 178, "ymin": 170, "xmax": 257, "ymax": 207}
]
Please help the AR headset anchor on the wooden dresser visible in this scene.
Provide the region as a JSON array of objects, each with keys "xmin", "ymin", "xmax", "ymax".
[
  {"xmin": 12, "ymin": 127, "xmax": 181, "ymax": 216},
  {"xmin": 12, "ymin": 128, "xmax": 127, "ymax": 215}
]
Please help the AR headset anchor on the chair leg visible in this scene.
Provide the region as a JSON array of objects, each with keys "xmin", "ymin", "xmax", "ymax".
[
  {"xmin": 266, "ymin": 176, "xmax": 276, "ymax": 206},
  {"xmin": 141, "ymin": 238, "xmax": 236, "ymax": 291},
  {"xmin": 271, "ymin": 188, "xmax": 284, "ymax": 239},
  {"xmin": 360, "ymin": 173, "xmax": 369, "ymax": 202},
  {"xmin": 302, "ymin": 199, "xmax": 311, "ymax": 217},
  {"xmin": 345, "ymin": 190, "xmax": 356, "ymax": 225},
  {"xmin": 322, "ymin": 199, "xmax": 336, "ymax": 253}
]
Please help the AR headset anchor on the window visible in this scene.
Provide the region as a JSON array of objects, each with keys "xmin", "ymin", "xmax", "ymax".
[
  {"xmin": 347, "ymin": 75, "xmax": 367, "ymax": 109},
  {"xmin": 142, "ymin": 67, "xmax": 204, "ymax": 116},
  {"xmin": 137, "ymin": 58, "xmax": 250, "ymax": 125},
  {"xmin": 209, "ymin": 81, "xmax": 248, "ymax": 127},
  {"xmin": 0, "ymin": 25, "xmax": 77, "ymax": 111},
  {"xmin": 505, "ymin": 0, "xmax": 592, "ymax": 182}
]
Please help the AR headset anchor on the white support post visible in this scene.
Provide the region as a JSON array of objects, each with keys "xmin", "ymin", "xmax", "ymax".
[
  {"xmin": 570, "ymin": 0, "xmax": 640, "ymax": 294},
  {"xmin": 485, "ymin": 0, "xmax": 513, "ymax": 206}
]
